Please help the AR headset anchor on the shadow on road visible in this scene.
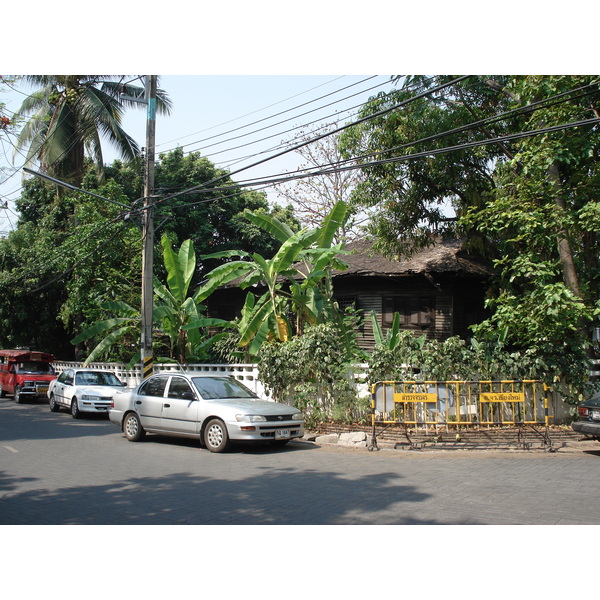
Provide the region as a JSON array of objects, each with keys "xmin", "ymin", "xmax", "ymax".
[
  {"xmin": 0, "ymin": 451, "xmax": 461, "ymax": 525},
  {"xmin": 0, "ymin": 398, "xmax": 113, "ymax": 441}
]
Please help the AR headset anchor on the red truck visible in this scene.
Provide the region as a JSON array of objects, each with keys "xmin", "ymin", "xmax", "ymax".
[{"xmin": 0, "ymin": 349, "xmax": 57, "ymax": 403}]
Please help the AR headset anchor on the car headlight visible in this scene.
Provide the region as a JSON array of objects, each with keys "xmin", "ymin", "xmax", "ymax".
[
  {"xmin": 292, "ymin": 413, "xmax": 304, "ymax": 421},
  {"xmin": 81, "ymin": 394, "xmax": 99, "ymax": 401},
  {"xmin": 235, "ymin": 414, "xmax": 267, "ymax": 423}
]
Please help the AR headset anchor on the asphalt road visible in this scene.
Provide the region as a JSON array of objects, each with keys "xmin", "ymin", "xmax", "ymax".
[{"xmin": 2, "ymin": 396, "xmax": 600, "ymax": 526}]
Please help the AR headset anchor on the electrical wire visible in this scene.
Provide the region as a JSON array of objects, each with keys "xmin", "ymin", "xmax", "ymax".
[
  {"xmin": 152, "ymin": 76, "xmax": 473, "ymax": 206},
  {"xmin": 157, "ymin": 75, "xmax": 349, "ymax": 147},
  {"xmin": 27, "ymin": 219, "xmax": 136, "ymax": 294},
  {"xmin": 173, "ymin": 76, "xmax": 392, "ymax": 156},
  {"xmin": 155, "ymin": 78, "xmax": 600, "ymax": 206},
  {"xmin": 6, "ymin": 75, "xmax": 600, "ymax": 282},
  {"xmin": 186, "ymin": 117, "xmax": 600, "ymax": 194},
  {"xmin": 229, "ymin": 79, "xmax": 600, "ymax": 189}
]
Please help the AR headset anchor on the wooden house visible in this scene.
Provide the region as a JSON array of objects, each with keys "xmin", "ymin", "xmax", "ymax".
[{"xmin": 205, "ymin": 237, "xmax": 494, "ymax": 351}]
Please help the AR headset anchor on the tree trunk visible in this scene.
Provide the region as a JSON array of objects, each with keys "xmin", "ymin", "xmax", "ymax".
[{"xmin": 548, "ymin": 161, "xmax": 581, "ymax": 298}]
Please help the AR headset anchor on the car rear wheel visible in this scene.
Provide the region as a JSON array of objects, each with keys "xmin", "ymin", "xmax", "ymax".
[
  {"xmin": 123, "ymin": 412, "xmax": 145, "ymax": 442},
  {"xmin": 204, "ymin": 418, "xmax": 230, "ymax": 453},
  {"xmin": 49, "ymin": 394, "xmax": 60, "ymax": 412},
  {"xmin": 71, "ymin": 398, "xmax": 81, "ymax": 419}
]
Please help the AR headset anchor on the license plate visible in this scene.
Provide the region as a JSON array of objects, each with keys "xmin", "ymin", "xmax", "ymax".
[
  {"xmin": 38, "ymin": 388, "xmax": 48, "ymax": 394},
  {"xmin": 275, "ymin": 429, "xmax": 290, "ymax": 440},
  {"xmin": 592, "ymin": 410, "xmax": 600, "ymax": 420}
]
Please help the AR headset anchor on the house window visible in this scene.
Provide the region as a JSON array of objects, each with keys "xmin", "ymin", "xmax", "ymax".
[
  {"xmin": 383, "ymin": 296, "xmax": 433, "ymax": 328},
  {"xmin": 337, "ymin": 296, "xmax": 357, "ymax": 312}
]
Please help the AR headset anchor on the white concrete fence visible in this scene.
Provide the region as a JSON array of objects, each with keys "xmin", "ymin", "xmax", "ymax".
[
  {"xmin": 53, "ymin": 361, "xmax": 372, "ymax": 405},
  {"xmin": 53, "ymin": 361, "xmax": 272, "ymax": 398}
]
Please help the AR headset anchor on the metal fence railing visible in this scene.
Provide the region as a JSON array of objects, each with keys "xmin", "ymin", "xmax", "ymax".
[{"xmin": 370, "ymin": 380, "xmax": 553, "ymax": 449}]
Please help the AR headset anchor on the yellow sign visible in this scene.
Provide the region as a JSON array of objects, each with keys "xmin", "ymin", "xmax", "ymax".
[
  {"xmin": 394, "ymin": 393, "xmax": 438, "ymax": 403},
  {"xmin": 480, "ymin": 392, "xmax": 525, "ymax": 403}
]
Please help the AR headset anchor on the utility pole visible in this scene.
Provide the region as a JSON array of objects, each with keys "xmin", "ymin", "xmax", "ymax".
[{"xmin": 141, "ymin": 75, "xmax": 157, "ymax": 379}]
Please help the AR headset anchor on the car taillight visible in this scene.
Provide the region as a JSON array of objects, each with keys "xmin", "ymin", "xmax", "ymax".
[{"xmin": 578, "ymin": 406, "xmax": 589, "ymax": 417}]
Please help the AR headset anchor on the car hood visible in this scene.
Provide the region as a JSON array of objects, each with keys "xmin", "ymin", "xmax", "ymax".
[
  {"xmin": 76, "ymin": 385, "xmax": 124, "ymax": 396},
  {"xmin": 206, "ymin": 397, "xmax": 299, "ymax": 415}
]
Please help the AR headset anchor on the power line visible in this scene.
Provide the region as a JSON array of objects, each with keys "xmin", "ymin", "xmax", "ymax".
[
  {"xmin": 189, "ymin": 117, "xmax": 600, "ymax": 194},
  {"xmin": 157, "ymin": 75, "xmax": 349, "ymax": 148},
  {"xmin": 173, "ymin": 76, "xmax": 390, "ymax": 156},
  {"xmin": 153, "ymin": 76, "xmax": 473, "ymax": 206},
  {"xmin": 156, "ymin": 78, "xmax": 600, "ymax": 206}
]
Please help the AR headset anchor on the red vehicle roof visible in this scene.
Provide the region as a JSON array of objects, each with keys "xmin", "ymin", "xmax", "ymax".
[{"xmin": 0, "ymin": 349, "xmax": 54, "ymax": 361}]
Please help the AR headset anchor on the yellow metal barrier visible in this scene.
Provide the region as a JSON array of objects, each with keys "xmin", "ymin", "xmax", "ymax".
[{"xmin": 371, "ymin": 379, "xmax": 552, "ymax": 430}]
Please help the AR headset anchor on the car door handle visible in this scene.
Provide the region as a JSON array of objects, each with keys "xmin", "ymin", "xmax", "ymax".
[
  {"xmin": 135, "ymin": 400, "xmax": 142, "ymax": 405},
  {"xmin": 163, "ymin": 403, "xmax": 170, "ymax": 408}
]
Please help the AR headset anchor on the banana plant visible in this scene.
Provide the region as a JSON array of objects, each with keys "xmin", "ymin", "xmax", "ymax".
[
  {"xmin": 197, "ymin": 201, "xmax": 351, "ymax": 354},
  {"xmin": 370, "ymin": 309, "xmax": 426, "ymax": 352},
  {"xmin": 199, "ymin": 227, "xmax": 321, "ymax": 351},
  {"xmin": 71, "ymin": 235, "xmax": 229, "ymax": 366},
  {"xmin": 71, "ymin": 300, "xmax": 141, "ymax": 366}
]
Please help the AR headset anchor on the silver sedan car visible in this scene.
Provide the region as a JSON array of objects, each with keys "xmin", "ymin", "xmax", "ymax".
[{"xmin": 108, "ymin": 373, "xmax": 304, "ymax": 452}]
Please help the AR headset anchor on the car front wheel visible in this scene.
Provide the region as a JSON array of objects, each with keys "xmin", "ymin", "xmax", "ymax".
[
  {"xmin": 49, "ymin": 394, "xmax": 60, "ymax": 412},
  {"xmin": 123, "ymin": 412, "xmax": 145, "ymax": 442},
  {"xmin": 71, "ymin": 398, "xmax": 81, "ymax": 419},
  {"xmin": 204, "ymin": 418, "xmax": 230, "ymax": 453},
  {"xmin": 14, "ymin": 386, "xmax": 23, "ymax": 403}
]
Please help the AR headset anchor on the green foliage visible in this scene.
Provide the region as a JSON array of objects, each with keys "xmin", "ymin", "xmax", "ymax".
[
  {"xmin": 71, "ymin": 235, "xmax": 230, "ymax": 366},
  {"xmin": 0, "ymin": 145, "xmax": 297, "ymax": 358},
  {"xmin": 366, "ymin": 324, "xmax": 596, "ymax": 405},
  {"xmin": 153, "ymin": 148, "xmax": 296, "ymax": 263},
  {"xmin": 257, "ymin": 323, "xmax": 368, "ymax": 427},
  {"xmin": 14, "ymin": 75, "xmax": 171, "ymax": 186},
  {"xmin": 198, "ymin": 201, "xmax": 352, "ymax": 357},
  {"xmin": 342, "ymin": 75, "xmax": 600, "ymax": 401}
]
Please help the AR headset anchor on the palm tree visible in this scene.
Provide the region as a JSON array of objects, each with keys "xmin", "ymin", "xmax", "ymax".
[{"xmin": 14, "ymin": 75, "xmax": 172, "ymax": 187}]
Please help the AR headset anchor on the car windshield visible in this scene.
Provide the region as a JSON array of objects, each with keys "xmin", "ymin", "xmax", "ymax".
[
  {"xmin": 16, "ymin": 362, "xmax": 54, "ymax": 374},
  {"xmin": 74, "ymin": 371, "xmax": 122, "ymax": 386},
  {"xmin": 192, "ymin": 377, "xmax": 258, "ymax": 399}
]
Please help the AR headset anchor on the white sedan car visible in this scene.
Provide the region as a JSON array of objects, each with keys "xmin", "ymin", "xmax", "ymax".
[
  {"xmin": 48, "ymin": 368, "xmax": 126, "ymax": 418},
  {"xmin": 108, "ymin": 373, "xmax": 304, "ymax": 452}
]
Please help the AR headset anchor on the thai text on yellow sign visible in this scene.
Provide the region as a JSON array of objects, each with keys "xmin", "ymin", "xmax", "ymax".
[
  {"xmin": 394, "ymin": 393, "xmax": 438, "ymax": 403},
  {"xmin": 480, "ymin": 392, "xmax": 525, "ymax": 403}
]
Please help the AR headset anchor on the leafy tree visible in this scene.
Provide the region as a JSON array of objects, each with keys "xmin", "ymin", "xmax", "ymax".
[
  {"xmin": 153, "ymin": 148, "xmax": 300, "ymax": 264},
  {"xmin": 13, "ymin": 75, "xmax": 172, "ymax": 187},
  {"xmin": 0, "ymin": 213, "xmax": 72, "ymax": 355},
  {"xmin": 339, "ymin": 75, "xmax": 513, "ymax": 257},
  {"xmin": 0, "ymin": 147, "xmax": 299, "ymax": 359},
  {"xmin": 341, "ymin": 75, "xmax": 600, "ymax": 399}
]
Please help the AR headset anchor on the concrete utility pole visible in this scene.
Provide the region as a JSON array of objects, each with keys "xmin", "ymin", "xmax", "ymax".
[{"xmin": 140, "ymin": 75, "xmax": 157, "ymax": 379}]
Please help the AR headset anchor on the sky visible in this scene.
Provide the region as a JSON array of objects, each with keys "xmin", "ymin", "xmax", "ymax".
[{"xmin": 0, "ymin": 74, "xmax": 399, "ymax": 234}]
